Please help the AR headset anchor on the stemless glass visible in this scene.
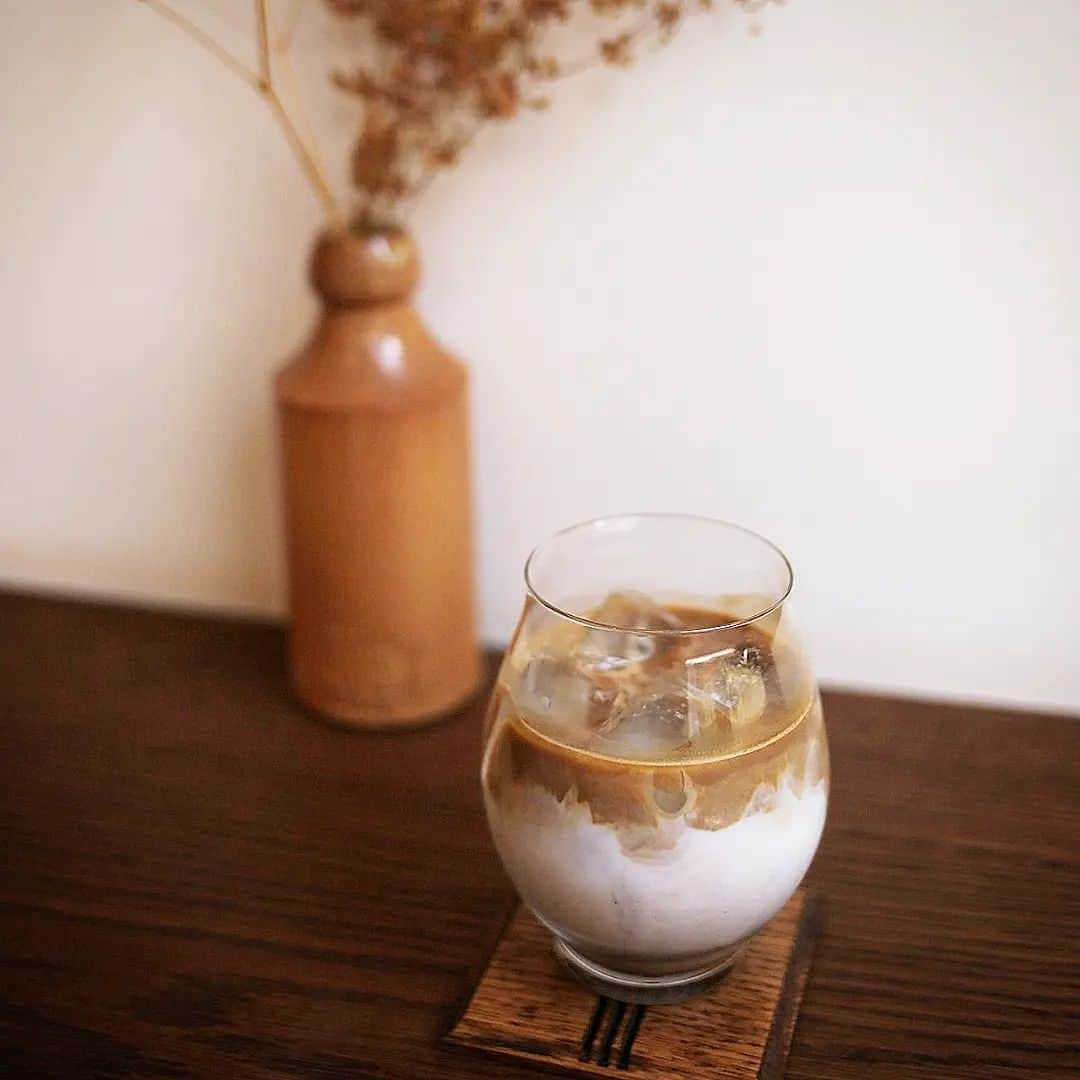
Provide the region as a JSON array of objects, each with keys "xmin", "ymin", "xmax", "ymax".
[{"xmin": 481, "ymin": 514, "xmax": 829, "ymax": 1004}]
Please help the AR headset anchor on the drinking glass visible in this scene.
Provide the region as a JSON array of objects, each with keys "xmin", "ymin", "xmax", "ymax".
[{"xmin": 481, "ymin": 514, "xmax": 829, "ymax": 1003}]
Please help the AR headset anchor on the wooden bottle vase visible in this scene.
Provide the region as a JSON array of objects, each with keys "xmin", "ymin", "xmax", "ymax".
[{"xmin": 276, "ymin": 227, "xmax": 481, "ymax": 727}]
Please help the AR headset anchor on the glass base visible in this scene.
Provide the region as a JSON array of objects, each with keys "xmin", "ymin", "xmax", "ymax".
[{"xmin": 553, "ymin": 938, "xmax": 743, "ymax": 1005}]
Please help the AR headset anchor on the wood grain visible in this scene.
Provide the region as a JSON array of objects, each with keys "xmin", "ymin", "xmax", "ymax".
[
  {"xmin": 0, "ymin": 590, "xmax": 1077, "ymax": 1079},
  {"xmin": 447, "ymin": 891, "xmax": 820, "ymax": 1079}
]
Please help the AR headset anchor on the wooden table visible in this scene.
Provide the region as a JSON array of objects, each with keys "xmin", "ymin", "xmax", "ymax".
[{"xmin": 1, "ymin": 591, "xmax": 1076, "ymax": 1079}]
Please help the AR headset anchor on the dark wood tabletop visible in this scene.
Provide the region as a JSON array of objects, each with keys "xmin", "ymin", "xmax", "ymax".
[{"xmin": 1, "ymin": 591, "xmax": 1076, "ymax": 1079}]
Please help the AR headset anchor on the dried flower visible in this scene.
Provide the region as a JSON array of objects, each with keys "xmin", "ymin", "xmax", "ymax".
[
  {"xmin": 329, "ymin": 0, "xmax": 779, "ymax": 224},
  {"xmin": 134, "ymin": 0, "xmax": 777, "ymax": 228},
  {"xmin": 599, "ymin": 33, "xmax": 634, "ymax": 66},
  {"xmin": 479, "ymin": 72, "xmax": 520, "ymax": 118},
  {"xmin": 655, "ymin": 2, "xmax": 683, "ymax": 36}
]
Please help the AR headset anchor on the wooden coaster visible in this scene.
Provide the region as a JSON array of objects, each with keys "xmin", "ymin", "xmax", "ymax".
[{"xmin": 445, "ymin": 889, "xmax": 822, "ymax": 1079}]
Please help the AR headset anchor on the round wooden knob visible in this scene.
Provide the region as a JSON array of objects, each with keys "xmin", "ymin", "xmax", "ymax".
[{"xmin": 310, "ymin": 226, "xmax": 420, "ymax": 305}]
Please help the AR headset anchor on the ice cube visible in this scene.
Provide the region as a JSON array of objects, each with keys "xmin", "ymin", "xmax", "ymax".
[
  {"xmin": 595, "ymin": 691, "xmax": 697, "ymax": 757},
  {"xmin": 685, "ymin": 643, "xmax": 769, "ymax": 735},
  {"xmin": 591, "ymin": 590, "xmax": 685, "ymax": 631},
  {"xmin": 510, "ymin": 653, "xmax": 619, "ymax": 738},
  {"xmin": 512, "ymin": 654, "xmax": 591, "ymax": 722},
  {"xmin": 577, "ymin": 591, "xmax": 683, "ymax": 673}
]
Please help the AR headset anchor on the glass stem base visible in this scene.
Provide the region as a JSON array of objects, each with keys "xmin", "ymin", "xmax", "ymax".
[{"xmin": 552, "ymin": 937, "xmax": 743, "ymax": 1005}]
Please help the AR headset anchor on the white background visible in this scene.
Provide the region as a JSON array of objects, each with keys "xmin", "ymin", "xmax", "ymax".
[{"xmin": 2, "ymin": 0, "xmax": 1077, "ymax": 712}]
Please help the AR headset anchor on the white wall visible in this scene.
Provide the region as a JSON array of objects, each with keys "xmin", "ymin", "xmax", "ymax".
[{"xmin": 2, "ymin": 0, "xmax": 1077, "ymax": 712}]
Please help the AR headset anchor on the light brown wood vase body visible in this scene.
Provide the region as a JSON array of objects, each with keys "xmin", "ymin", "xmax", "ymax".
[{"xmin": 276, "ymin": 228, "xmax": 481, "ymax": 727}]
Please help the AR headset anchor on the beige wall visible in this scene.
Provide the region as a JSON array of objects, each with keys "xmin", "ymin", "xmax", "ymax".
[{"xmin": 2, "ymin": 0, "xmax": 1078, "ymax": 711}]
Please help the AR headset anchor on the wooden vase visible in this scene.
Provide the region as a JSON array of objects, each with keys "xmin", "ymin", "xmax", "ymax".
[{"xmin": 276, "ymin": 226, "xmax": 482, "ymax": 728}]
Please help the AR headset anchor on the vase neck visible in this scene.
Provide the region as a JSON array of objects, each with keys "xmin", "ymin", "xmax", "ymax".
[{"xmin": 310, "ymin": 226, "xmax": 419, "ymax": 308}]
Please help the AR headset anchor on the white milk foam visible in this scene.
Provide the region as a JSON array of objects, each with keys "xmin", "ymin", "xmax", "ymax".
[{"xmin": 486, "ymin": 774, "xmax": 826, "ymax": 963}]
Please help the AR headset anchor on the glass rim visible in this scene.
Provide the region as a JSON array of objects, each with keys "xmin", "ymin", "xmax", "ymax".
[{"xmin": 523, "ymin": 512, "xmax": 795, "ymax": 636}]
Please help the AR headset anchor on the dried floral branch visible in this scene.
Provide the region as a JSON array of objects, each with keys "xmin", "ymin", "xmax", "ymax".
[
  {"xmin": 255, "ymin": 0, "xmax": 272, "ymax": 85},
  {"xmin": 402, "ymin": 120, "xmax": 484, "ymax": 214},
  {"xmin": 273, "ymin": 46, "xmax": 323, "ymax": 178},
  {"xmin": 256, "ymin": 0, "xmax": 344, "ymax": 224},
  {"xmin": 275, "ymin": 0, "xmax": 309, "ymax": 52},
  {"xmin": 137, "ymin": 0, "xmax": 777, "ymax": 229},
  {"xmin": 328, "ymin": 0, "xmax": 779, "ymax": 225},
  {"xmin": 135, "ymin": 0, "xmax": 344, "ymax": 227},
  {"xmin": 551, "ymin": 13, "xmax": 655, "ymax": 80},
  {"xmin": 138, "ymin": 0, "xmax": 259, "ymax": 86},
  {"xmin": 262, "ymin": 82, "xmax": 344, "ymax": 226}
]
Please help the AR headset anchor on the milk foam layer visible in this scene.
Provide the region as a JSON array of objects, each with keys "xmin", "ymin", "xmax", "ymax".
[{"xmin": 486, "ymin": 771, "xmax": 826, "ymax": 966}]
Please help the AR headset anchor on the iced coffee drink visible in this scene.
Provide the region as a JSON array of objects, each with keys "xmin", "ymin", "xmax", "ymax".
[{"xmin": 481, "ymin": 516, "xmax": 829, "ymax": 1002}]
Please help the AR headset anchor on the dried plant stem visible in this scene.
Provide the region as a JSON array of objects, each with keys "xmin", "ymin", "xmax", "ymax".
[
  {"xmin": 254, "ymin": 0, "xmax": 344, "ymax": 227},
  {"xmin": 254, "ymin": 0, "xmax": 271, "ymax": 84},
  {"xmin": 273, "ymin": 48, "xmax": 325, "ymax": 194},
  {"xmin": 263, "ymin": 85, "xmax": 343, "ymax": 227},
  {"xmin": 275, "ymin": 0, "xmax": 307, "ymax": 53},
  {"xmin": 136, "ymin": 0, "xmax": 344, "ymax": 228},
  {"xmin": 139, "ymin": 0, "xmax": 258, "ymax": 84}
]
